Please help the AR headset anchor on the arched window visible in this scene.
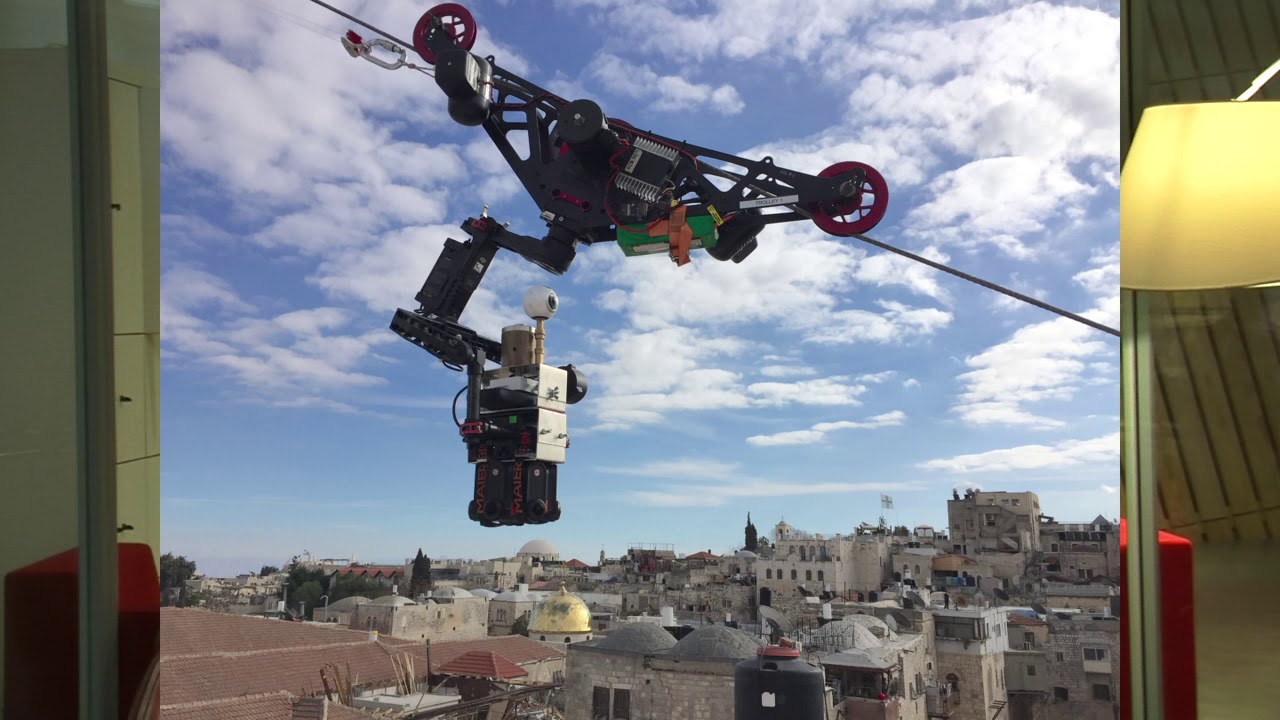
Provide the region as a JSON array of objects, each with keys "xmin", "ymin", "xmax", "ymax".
[
  {"xmin": 903, "ymin": 564, "xmax": 909, "ymax": 572},
  {"xmin": 565, "ymin": 637, "xmax": 571, "ymax": 643},
  {"xmin": 915, "ymin": 564, "xmax": 921, "ymax": 575},
  {"xmin": 790, "ymin": 545, "xmax": 796, "ymax": 556},
  {"xmin": 766, "ymin": 568, "xmax": 773, "ymax": 579},
  {"xmin": 800, "ymin": 546, "xmax": 807, "ymax": 561},
  {"xmin": 946, "ymin": 673, "xmax": 960, "ymax": 691},
  {"xmin": 791, "ymin": 569, "xmax": 797, "ymax": 580},
  {"xmin": 806, "ymin": 570, "xmax": 812, "ymax": 581},
  {"xmin": 817, "ymin": 570, "xmax": 824, "ymax": 581}
]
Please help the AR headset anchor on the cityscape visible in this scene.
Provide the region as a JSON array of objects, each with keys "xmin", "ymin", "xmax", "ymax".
[{"xmin": 161, "ymin": 489, "xmax": 1120, "ymax": 720}]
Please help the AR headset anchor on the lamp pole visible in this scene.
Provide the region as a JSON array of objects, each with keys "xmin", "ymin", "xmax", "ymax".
[{"xmin": 320, "ymin": 594, "xmax": 330, "ymax": 621}]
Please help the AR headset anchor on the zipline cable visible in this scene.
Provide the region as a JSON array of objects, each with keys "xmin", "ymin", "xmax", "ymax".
[{"xmin": 853, "ymin": 233, "xmax": 1119, "ymax": 337}]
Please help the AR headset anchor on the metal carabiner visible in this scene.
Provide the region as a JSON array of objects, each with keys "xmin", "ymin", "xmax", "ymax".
[{"xmin": 340, "ymin": 31, "xmax": 407, "ymax": 71}]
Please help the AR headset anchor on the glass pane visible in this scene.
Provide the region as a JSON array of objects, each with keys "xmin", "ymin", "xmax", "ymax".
[
  {"xmin": 1144, "ymin": 286, "xmax": 1280, "ymax": 717},
  {"xmin": 0, "ymin": 2, "xmax": 86, "ymax": 717}
]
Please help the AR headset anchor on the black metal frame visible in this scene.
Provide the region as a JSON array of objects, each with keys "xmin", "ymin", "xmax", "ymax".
[{"xmin": 390, "ymin": 12, "xmax": 883, "ymax": 528}]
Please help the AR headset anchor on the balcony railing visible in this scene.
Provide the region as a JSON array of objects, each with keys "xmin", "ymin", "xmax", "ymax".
[
  {"xmin": 844, "ymin": 696, "xmax": 900, "ymax": 720},
  {"xmin": 926, "ymin": 688, "xmax": 958, "ymax": 718}
]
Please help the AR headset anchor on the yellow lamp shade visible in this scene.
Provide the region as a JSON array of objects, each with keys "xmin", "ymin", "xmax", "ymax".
[{"xmin": 1120, "ymin": 102, "xmax": 1280, "ymax": 290}]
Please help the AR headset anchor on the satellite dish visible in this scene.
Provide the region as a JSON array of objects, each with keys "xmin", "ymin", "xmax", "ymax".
[
  {"xmin": 758, "ymin": 604, "xmax": 796, "ymax": 633},
  {"xmin": 884, "ymin": 614, "xmax": 899, "ymax": 632},
  {"xmin": 1031, "ymin": 603, "xmax": 1048, "ymax": 615},
  {"xmin": 1055, "ymin": 612, "xmax": 1073, "ymax": 620},
  {"xmin": 888, "ymin": 610, "xmax": 911, "ymax": 629},
  {"xmin": 994, "ymin": 588, "xmax": 1010, "ymax": 601},
  {"xmin": 907, "ymin": 591, "xmax": 925, "ymax": 607}
]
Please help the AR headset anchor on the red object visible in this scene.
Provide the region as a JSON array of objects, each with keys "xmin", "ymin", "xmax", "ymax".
[
  {"xmin": 436, "ymin": 650, "xmax": 529, "ymax": 679},
  {"xmin": 345, "ymin": 30, "xmax": 363, "ymax": 45},
  {"xmin": 1119, "ymin": 519, "xmax": 1196, "ymax": 720},
  {"xmin": 759, "ymin": 645, "xmax": 801, "ymax": 658},
  {"xmin": 4, "ymin": 543, "xmax": 160, "ymax": 719},
  {"xmin": 413, "ymin": 3, "xmax": 479, "ymax": 66},
  {"xmin": 810, "ymin": 161, "xmax": 889, "ymax": 237}
]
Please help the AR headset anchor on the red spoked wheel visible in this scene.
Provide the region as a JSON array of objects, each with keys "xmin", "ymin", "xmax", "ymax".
[
  {"xmin": 810, "ymin": 161, "xmax": 888, "ymax": 237},
  {"xmin": 413, "ymin": 3, "xmax": 478, "ymax": 65}
]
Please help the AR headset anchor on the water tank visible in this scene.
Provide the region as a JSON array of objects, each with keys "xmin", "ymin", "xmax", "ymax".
[{"xmin": 734, "ymin": 646, "xmax": 826, "ymax": 720}]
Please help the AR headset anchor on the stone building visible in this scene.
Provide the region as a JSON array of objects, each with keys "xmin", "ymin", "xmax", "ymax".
[
  {"xmin": 809, "ymin": 612, "xmax": 935, "ymax": 720},
  {"xmin": 1040, "ymin": 614, "xmax": 1120, "ymax": 720},
  {"xmin": 757, "ymin": 520, "xmax": 892, "ymax": 600},
  {"xmin": 488, "ymin": 586, "xmax": 538, "ymax": 636},
  {"xmin": 947, "ymin": 491, "xmax": 1042, "ymax": 555},
  {"xmin": 1038, "ymin": 516, "xmax": 1121, "ymax": 581},
  {"xmin": 563, "ymin": 624, "xmax": 766, "ymax": 720},
  {"xmin": 313, "ymin": 595, "xmax": 369, "ymax": 625},
  {"xmin": 932, "ymin": 607, "xmax": 1010, "ymax": 720},
  {"xmin": 528, "ymin": 584, "xmax": 594, "ymax": 647},
  {"xmin": 349, "ymin": 594, "xmax": 489, "ymax": 642}
]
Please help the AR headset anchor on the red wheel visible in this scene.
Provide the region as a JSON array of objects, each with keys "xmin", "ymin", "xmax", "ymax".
[
  {"xmin": 810, "ymin": 161, "xmax": 888, "ymax": 237},
  {"xmin": 413, "ymin": 3, "xmax": 478, "ymax": 65}
]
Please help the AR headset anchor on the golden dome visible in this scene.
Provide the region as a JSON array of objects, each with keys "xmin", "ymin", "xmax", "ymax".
[{"xmin": 528, "ymin": 584, "xmax": 592, "ymax": 635}]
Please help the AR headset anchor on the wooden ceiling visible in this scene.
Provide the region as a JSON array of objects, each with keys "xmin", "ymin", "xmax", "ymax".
[{"xmin": 1126, "ymin": 0, "xmax": 1280, "ymax": 541}]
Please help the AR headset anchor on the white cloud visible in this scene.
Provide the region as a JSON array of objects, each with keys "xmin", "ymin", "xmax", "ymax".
[
  {"xmin": 759, "ymin": 365, "xmax": 818, "ymax": 378},
  {"xmin": 747, "ymin": 410, "xmax": 906, "ymax": 446},
  {"xmin": 591, "ymin": 53, "xmax": 745, "ymax": 114},
  {"xmin": 903, "ymin": 378, "xmax": 920, "ymax": 389},
  {"xmin": 161, "ymin": 264, "xmax": 396, "ymax": 396},
  {"xmin": 918, "ymin": 432, "xmax": 1118, "ymax": 473},
  {"xmin": 950, "ymin": 249, "xmax": 1117, "ymax": 429},
  {"xmin": 629, "ymin": 479, "xmax": 920, "ymax": 507}
]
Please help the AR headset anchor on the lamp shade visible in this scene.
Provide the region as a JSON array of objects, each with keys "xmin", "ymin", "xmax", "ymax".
[{"xmin": 1120, "ymin": 101, "xmax": 1280, "ymax": 290}]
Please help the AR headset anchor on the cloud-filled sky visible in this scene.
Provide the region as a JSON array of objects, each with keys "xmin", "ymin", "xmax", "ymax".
[{"xmin": 159, "ymin": 0, "xmax": 1120, "ymax": 577}]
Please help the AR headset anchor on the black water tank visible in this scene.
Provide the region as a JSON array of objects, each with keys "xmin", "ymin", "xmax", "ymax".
[{"xmin": 734, "ymin": 647, "xmax": 826, "ymax": 720}]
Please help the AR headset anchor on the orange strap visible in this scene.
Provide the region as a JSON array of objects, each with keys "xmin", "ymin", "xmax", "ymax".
[{"xmin": 649, "ymin": 205, "xmax": 693, "ymax": 266}]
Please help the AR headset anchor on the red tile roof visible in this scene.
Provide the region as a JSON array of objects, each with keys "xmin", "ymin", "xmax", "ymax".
[
  {"xmin": 565, "ymin": 559, "xmax": 589, "ymax": 568},
  {"xmin": 436, "ymin": 650, "xmax": 528, "ymax": 679},
  {"xmin": 686, "ymin": 551, "xmax": 719, "ymax": 559},
  {"xmin": 160, "ymin": 609, "xmax": 562, "ymax": 710},
  {"xmin": 334, "ymin": 565, "xmax": 404, "ymax": 577},
  {"xmin": 159, "ymin": 692, "xmax": 296, "ymax": 720}
]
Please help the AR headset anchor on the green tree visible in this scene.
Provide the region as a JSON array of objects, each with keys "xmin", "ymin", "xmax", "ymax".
[
  {"xmin": 744, "ymin": 513, "xmax": 758, "ymax": 552},
  {"xmin": 285, "ymin": 564, "xmax": 329, "ymax": 616},
  {"xmin": 259, "ymin": 564, "xmax": 280, "ymax": 576},
  {"xmin": 410, "ymin": 549, "xmax": 432, "ymax": 598},
  {"xmin": 330, "ymin": 573, "xmax": 384, "ymax": 602},
  {"xmin": 294, "ymin": 580, "xmax": 325, "ymax": 620},
  {"xmin": 159, "ymin": 553, "xmax": 197, "ymax": 607},
  {"xmin": 510, "ymin": 613, "xmax": 529, "ymax": 636}
]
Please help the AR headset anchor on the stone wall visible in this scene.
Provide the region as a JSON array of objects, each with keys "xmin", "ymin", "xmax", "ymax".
[
  {"xmin": 564, "ymin": 646, "xmax": 738, "ymax": 720},
  {"xmin": 935, "ymin": 645, "xmax": 1006, "ymax": 720},
  {"xmin": 1042, "ymin": 619, "xmax": 1120, "ymax": 720},
  {"xmin": 351, "ymin": 598, "xmax": 488, "ymax": 642}
]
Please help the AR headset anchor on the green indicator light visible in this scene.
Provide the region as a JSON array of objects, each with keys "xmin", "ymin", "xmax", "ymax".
[{"xmin": 509, "ymin": 416, "xmax": 517, "ymax": 424}]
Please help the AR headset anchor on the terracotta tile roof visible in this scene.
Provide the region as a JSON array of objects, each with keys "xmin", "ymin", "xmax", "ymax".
[
  {"xmin": 686, "ymin": 551, "xmax": 719, "ymax": 559},
  {"xmin": 565, "ymin": 559, "xmax": 589, "ymax": 568},
  {"xmin": 436, "ymin": 650, "xmax": 528, "ymax": 679},
  {"xmin": 334, "ymin": 566, "xmax": 404, "ymax": 577},
  {"xmin": 160, "ymin": 609, "xmax": 562, "ymax": 709},
  {"xmin": 161, "ymin": 608, "xmax": 381, "ymax": 658},
  {"xmin": 159, "ymin": 692, "xmax": 296, "ymax": 720}
]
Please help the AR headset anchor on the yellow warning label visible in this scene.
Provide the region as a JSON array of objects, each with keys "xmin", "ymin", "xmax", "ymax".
[{"xmin": 708, "ymin": 205, "xmax": 724, "ymax": 226}]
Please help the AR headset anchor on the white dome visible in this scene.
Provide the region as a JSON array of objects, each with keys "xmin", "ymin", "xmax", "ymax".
[
  {"xmin": 518, "ymin": 539, "xmax": 559, "ymax": 557},
  {"xmin": 470, "ymin": 589, "xmax": 498, "ymax": 598},
  {"xmin": 431, "ymin": 587, "xmax": 473, "ymax": 599},
  {"xmin": 495, "ymin": 591, "xmax": 534, "ymax": 602},
  {"xmin": 369, "ymin": 595, "xmax": 417, "ymax": 607}
]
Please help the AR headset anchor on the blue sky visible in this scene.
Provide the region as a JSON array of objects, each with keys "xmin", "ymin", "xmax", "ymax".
[{"xmin": 159, "ymin": 0, "xmax": 1121, "ymax": 578}]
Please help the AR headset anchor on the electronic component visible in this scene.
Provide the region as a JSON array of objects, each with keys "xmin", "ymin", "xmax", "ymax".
[{"xmin": 615, "ymin": 137, "xmax": 680, "ymax": 203}]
